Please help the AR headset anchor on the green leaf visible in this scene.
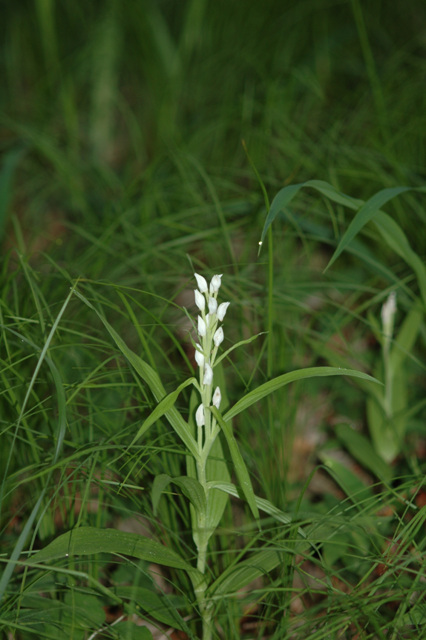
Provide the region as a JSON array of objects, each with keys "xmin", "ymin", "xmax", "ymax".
[
  {"xmin": 326, "ymin": 186, "xmax": 412, "ymax": 271},
  {"xmin": 113, "ymin": 622, "xmax": 154, "ymax": 640},
  {"xmin": 0, "ymin": 286, "xmax": 75, "ymax": 601},
  {"xmin": 204, "ymin": 436, "xmax": 231, "ymax": 537},
  {"xmin": 30, "ymin": 527, "xmax": 199, "ymax": 576},
  {"xmin": 374, "ymin": 212, "xmax": 426, "ymax": 307},
  {"xmin": 207, "ymin": 481, "xmax": 295, "ymax": 528},
  {"xmin": 131, "ymin": 377, "xmax": 196, "ymax": 446},
  {"xmin": 334, "ymin": 423, "xmax": 392, "ymax": 483},
  {"xmin": 63, "ymin": 591, "xmax": 105, "ymax": 627},
  {"xmin": 214, "ymin": 332, "xmax": 265, "ymax": 367},
  {"xmin": 259, "ymin": 180, "xmax": 426, "ymax": 306},
  {"xmin": 152, "ymin": 473, "xmax": 206, "ymax": 516},
  {"xmin": 210, "ymin": 407, "xmax": 259, "ymax": 522},
  {"xmin": 224, "ymin": 366, "xmax": 380, "ymax": 422},
  {"xmin": 208, "ymin": 548, "xmax": 285, "ymax": 597},
  {"xmin": 186, "ymin": 386, "xmax": 231, "ymax": 546},
  {"xmin": 390, "ymin": 303, "xmax": 423, "ymax": 373},
  {"xmin": 0, "ymin": 147, "xmax": 26, "ymax": 241},
  {"xmin": 74, "ymin": 290, "xmax": 199, "ymax": 459},
  {"xmin": 319, "ymin": 453, "xmax": 373, "ymax": 504},
  {"xmin": 259, "ymin": 179, "xmax": 362, "ymax": 246},
  {"xmin": 115, "ymin": 586, "xmax": 189, "ymax": 631}
]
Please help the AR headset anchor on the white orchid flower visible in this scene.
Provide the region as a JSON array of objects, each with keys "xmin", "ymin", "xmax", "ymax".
[
  {"xmin": 217, "ymin": 301, "xmax": 230, "ymax": 321},
  {"xmin": 194, "ymin": 273, "xmax": 208, "ymax": 293}
]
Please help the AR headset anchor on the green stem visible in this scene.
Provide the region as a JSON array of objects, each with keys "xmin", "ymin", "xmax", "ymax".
[
  {"xmin": 383, "ymin": 342, "xmax": 393, "ymax": 419},
  {"xmin": 195, "ymin": 449, "xmax": 213, "ymax": 640}
]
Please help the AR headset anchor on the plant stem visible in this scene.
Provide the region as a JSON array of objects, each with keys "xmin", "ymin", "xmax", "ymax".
[{"xmin": 195, "ymin": 448, "xmax": 213, "ymax": 640}]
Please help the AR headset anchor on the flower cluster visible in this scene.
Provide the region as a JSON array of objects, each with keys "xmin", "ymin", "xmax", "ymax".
[{"xmin": 193, "ymin": 272, "xmax": 230, "ymax": 428}]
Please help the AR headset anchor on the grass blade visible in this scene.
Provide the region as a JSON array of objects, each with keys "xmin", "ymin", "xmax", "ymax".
[
  {"xmin": 131, "ymin": 377, "xmax": 196, "ymax": 446},
  {"xmin": 326, "ymin": 186, "xmax": 413, "ymax": 270},
  {"xmin": 74, "ymin": 290, "xmax": 199, "ymax": 459}
]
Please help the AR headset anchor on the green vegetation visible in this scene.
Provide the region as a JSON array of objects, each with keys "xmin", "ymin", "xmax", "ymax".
[{"xmin": 1, "ymin": 1, "xmax": 425, "ymax": 638}]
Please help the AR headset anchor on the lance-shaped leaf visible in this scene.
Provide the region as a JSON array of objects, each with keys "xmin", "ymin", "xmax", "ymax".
[
  {"xmin": 115, "ymin": 586, "xmax": 190, "ymax": 632},
  {"xmin": 208, "ymin": 548, "xmax": 286, "ymax": 597},
  {"xmin": 259, "ymin": 180, "xmax": 362, "ymax": 246},
  {"xmin": 30, "ymin": 527, "xmax": 199, "ymax": 577},
  {"xmin": 224, "ymin": 366, "xmax": 380, "ymax": 422},
  {"xmin": 152, "ymin": 474, "xmax": 206, "ymax": 516},
  {"xmin": 259, "ymin": 180, "xmax": 426, "ymax": 306},
  {"xmin": 210, "ymin": 407, "xmax": 259, "ymax": 522}
]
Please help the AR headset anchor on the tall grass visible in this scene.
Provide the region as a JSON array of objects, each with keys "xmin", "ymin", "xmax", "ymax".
[{"xmin": 1, "ymin": 0, "xmax": 425, "ymax": 638}]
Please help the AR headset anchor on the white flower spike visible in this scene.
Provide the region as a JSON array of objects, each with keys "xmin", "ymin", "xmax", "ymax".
[{"xmin": 194, "ymin": 273, "xmax": 208, "ymax": 293}]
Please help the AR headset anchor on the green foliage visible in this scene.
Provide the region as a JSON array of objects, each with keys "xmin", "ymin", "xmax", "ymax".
[{"xmin": 1, "ymin": 0, "xmax": 425, "ymax": 638}]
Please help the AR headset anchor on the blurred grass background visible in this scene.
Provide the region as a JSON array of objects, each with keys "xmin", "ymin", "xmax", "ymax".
[{"xmin": 1, "ymin": 1, "xmax": 425, "ymax": 638}]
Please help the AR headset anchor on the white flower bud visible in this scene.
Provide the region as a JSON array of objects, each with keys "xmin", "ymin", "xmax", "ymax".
[
  {"xmin": 381, "ymin": 291, "xmax": 397, "ymax": 337},
  {"xmin": 208, "ymin": 297, "xmax": 218, "ymax": 314},
  {"xmin": 212, "ymin": 386, "xmax": 221, "ymax": 409},
  {"xmin": 194, "ymin": 345, "xmax": 204, "ymax": 368},
  {"xmin": 197, "ymin": 315, "xmax": 206, "ymax": 337},
  {"xmin": 205, "ymin": 312, "xmax": 210, "ymax": 327},
  {"xmin": 195, "ymin": 403, "xmax": 205, "ymax": 427},
  {"xmin": 210, "ymin": 274, "xmax": 223, "ymax": 294},
  {"xmin": 194, "ymin": 273, "xmax": 208, "ymax": 293},
  {"xmin": 217, "ymin": 301, "xmax": 230, "ymax": 321},
  {"xmin": 194, "ymin": 289, "xmax": 205, "ymax": 312},
  {"xmin": 203, "ymin": 362, "xmax": 213, "ymax": 386},
  {"xmin": 213, "ymin": 326, "xmax": 224, "ymax": 347}
]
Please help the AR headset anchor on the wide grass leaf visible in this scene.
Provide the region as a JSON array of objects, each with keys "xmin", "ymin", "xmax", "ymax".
[
  {"xmin": 260, "ymin": 181, "xmax": 426, "ymax": 304},
  {"xmin": 374, "ymin": 212, "xmax": 426, "ymax": 306},
  {"xmin": 31, "ymin": 527, "xmax": 198, "ymax": 574},
  {"xmin": 223, "ymin": 367, "xmax": 380, "ymax": 422},
  {"xmin": 326, "ymin": 186, "xmax": 413, "ymax": 270},
  {"xmin": 259, "ymin": 179, "xmax": 362, "ymax": 245}
]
